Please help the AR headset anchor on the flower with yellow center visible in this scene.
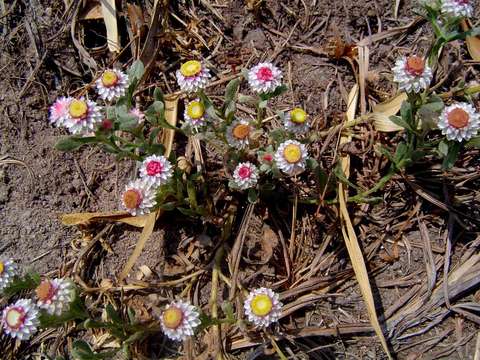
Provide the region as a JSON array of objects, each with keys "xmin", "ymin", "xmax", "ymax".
[
  {"xmin": 284, "ymin": 108, "xmax": 309, "ymax": 134},
  {"xmin": 121, "ymin": 179, "xmax": 156, "ymax": 216},
  {"xmin": 64, "ymin": 97, "xmax": 102, "ymax": 135},
  {"xmin": 96, "ymin": 69, "xmax": 129, "ymax": 101},
  {"xmin": 0, "ymin": 258, "xmax": 18, "ymax": 293},
  {"xmin": 160, "ymin": 300, "xmax": 201, "ymax": 341},
  {"xmin": 244, "ymin": 288, "xmax": 282, "ymax": 328},
  {"xmin": 183, "ymin": 99, "xmax": 207, "ymax": 131},
  {"xmin": 1, "ymin": 299, "xmax": 39, "ymax": 340},
  {"xmin": 49, "ymin": 96, "xmax": 73, "ymax": 127},
  {"xmin": 176, "ymin": 60, "xmax": 211, "ymax": 93},
  {"xmin": 226, "ymin": 119, "xmax": 252, "ymax": 149},
  {"xmin": 438, "ymin": 102, "xmax": 479, "ymax": 142},
  {"xmin": 274, "ymin": 140, "xmax": 308, "ymax": 176}
]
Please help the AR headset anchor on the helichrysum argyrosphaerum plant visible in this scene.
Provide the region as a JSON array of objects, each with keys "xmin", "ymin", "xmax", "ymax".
[{"xmin": 50, "ymin": 58, "xmax": 318, "ymax": 215}]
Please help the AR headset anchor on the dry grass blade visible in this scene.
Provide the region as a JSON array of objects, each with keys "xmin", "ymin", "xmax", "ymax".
[
  {"xmin": 100, "ymin": 0, "xmax": 120, "ymax": 52},
  {"xmin": 61, "ymin": 211, "xmax": 149, "ymax": 227},
  {"xmin": 338, "ymin": 85, "xmax": 393, "ymax": 359},
  {"xmin": 372, "ymin": 92, "xmax": 407, "ymax": 132}
]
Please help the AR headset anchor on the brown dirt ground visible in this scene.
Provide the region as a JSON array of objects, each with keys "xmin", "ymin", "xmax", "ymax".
[{"xmin": 1, "ymin": 0, "xmax": 480, "ymax": 359}]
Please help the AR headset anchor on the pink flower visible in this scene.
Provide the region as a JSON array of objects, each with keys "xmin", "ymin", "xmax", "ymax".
[{"xmin": 49, "ymin": 97, "xmax": 73, "ymax": 127}]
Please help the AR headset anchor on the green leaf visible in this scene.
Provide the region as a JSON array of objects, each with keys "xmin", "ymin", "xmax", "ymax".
[
  {"xmin": 465, "ymin": 137, "xmax": 480, "ymax": 149},
  {"xmin": 106, "ymin": 304, "xmax": 123, "ymax": 325},
  {"xmin": 259, "ymin": 84, "xmax": 288, "ymax": 101},
  {"xmin": 198, "ymin": 90, "xmax": 222, "ymax": 122},
  {"xmin": 55, "ymin": 137, "xmax": 98, "ymax": 151},
  {"xmin": 306, "ymin": 158, "xmax": 319, "ymax": 170},
  {"xmin": 39, "ymin": 295, "xmax": 88, "ymax": 328},
  {"xmin": 177, "ymin": 207, "xmax": 199, "ymax": 217},
  {"xmin": 438, "ymin": 140, "xmax": 449, "ymax": 156},
  {"xmin": 224, "ymin": 79, "xmax": 240, "ymax": 104},
  {"xmin": 153, "ymin": 87, "xmax": 165, "ymax": 103},
  {"xmin": 71, "ymin": 340, "xmax": 117, "ymax": 360},
  {"xmin": 442, "ymin": 141, "xmax": 461, "ymax": 170},
  {"xmin": 116, "ymin": 105, "xmax": 138, "ymax": 130},
  {"xmin": 389, "ymin": 115, "xmax": 413, "ymax": 132},
  {"xmin": 2, "ymin": 273, "xmax": 41, "ymax": 297},
  {"xmin": 269, "ymin": 129, "xmax": 286, "ymax": 144},
  {"xmin": 128, "ymin": 60, "xmax": 145, "ymax": 82},
  {"xmin": 258, "ymin": 99, "xmax": 268, "ymax": 109},
  {"xmin": 247, "ymin": 188, "xmax": 258, "ymax": 203}
]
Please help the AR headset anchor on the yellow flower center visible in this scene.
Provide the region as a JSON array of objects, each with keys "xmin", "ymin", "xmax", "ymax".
[
  {"xmin": 232, "ymin": 124, "xmax": 250, "ymax": 140},
  {"xmin": 186, "ymin": 101, "xmax": 205, "ymax": 119},
  {"xmin": 180, "ymin": 60, "xmax": 202, "ymax": 77},
  {"xmin": 250, "ymin": 294, "xmax": 273, "ymax": 317},
  {"xmin": 290, "ymin": 108, "xmax": 307, "ymax": 124},
  {"xmin": 6, "ymin": 308, "xmax": 24, "ymax": 329},
  {"xmin": 123, "ymin": 189, "xmax": 142, "ymax": 209},
  {"xmin": 163, "ymin": 307, "xmax": 184, "ymax": 329},
  {"xmin": 283, "ymin": 144, "xmax": 302, "ymax": 164},
  {"xmin": 0, "ymin": 262, "xmax": 4, "ymax": 274},
  {"xmin": 69, "ymin": 99, "xmax": 88, "ymax": 118},
  {"xmin": 101, "ymin": 70, "xmax": 119, "ymax": 87}
]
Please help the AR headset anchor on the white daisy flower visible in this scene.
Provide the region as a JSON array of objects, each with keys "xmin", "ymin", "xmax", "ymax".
[
  {"xmin": 244, "ymin": 287, "xmax": 282, "ymax": 328},
  {"xmin": 95, "ymin": 69, "xmax": 129, "ymax": 101},
  {"xmin": 284, "ymin": 108, "xmax": 309, "ymax": 135},
  {"xmin": 160, "ymin": 300, "xmax": 201, "ymax": 341},
  {"xmin": 176, "ymin": 60, "xmax": 211, "ymax": 93},
  {"xmin": 183, "ymin": 99, "xmax": 207, "ymax": 131},
  {"xmin": 0, "ymin": 259, "xmax": 18, "ymax": 293},
  {"xmin": 35, "ymin": 278, "xmax": 75, "ymax": 316},
  {"xmin": 129, "ymin": 107, "xmax": 145, "ymax": 124},
  {"xmin": 232, "ymin": 162, "xmax": 259, "ymax": 190},
  {"xmin": 64, "ymin": 98, "xmax": 103, "ymax": 135},
  {"xmin": 121, "ymin": 179, "xmax": 157, "ymax": 216},
  {"xmin": 392, "ymin": 55, "xmax": 433, "ymax": 93},
  {"xmin": 49, "ymin": 96, "xmax": 73, "ymax": 127},
  {"xmin": 247, "ymin": 62, "xmax": 283, "ymax": 94},
  {"xmin": 274, "ymin": 140, "xmax": 308, "ymax": 176},
  {"xmin": 2, "ymin": 299, "xmax": 39, "ymax": 341},
  {"xmin": 139, "ymin": 155, "xmax": 173, "ymax": 187},
  {"xmin": 441, "ymin": 0, "xmax": 473, "ymax": 17},
  {"xmin": 226, "ymin": 119, "xmax": 252, "ymax": 149},
  {"xmin": 438, "ymin": 102, "xmax": 480, "ymax": 142}
]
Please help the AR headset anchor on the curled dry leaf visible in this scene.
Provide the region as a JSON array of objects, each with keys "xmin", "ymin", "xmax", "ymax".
[
  {"xmin": 461, "ymin": 19, "xmax": 480, "ymax": 61},
  {"xmin": 372, "ymin": 92, "xmax": 407, "ymax": 132}
]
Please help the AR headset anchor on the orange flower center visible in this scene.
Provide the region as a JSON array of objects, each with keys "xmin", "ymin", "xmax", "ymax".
[
  {"xmin": 283, "ymin": 144, "xmax": 302, "ymax": 164},
  {"xmin": 101, "ymin": 70, "xmax": 119, "ymax": 87},
  {"xmin": 405, "ymin": 56, "xmax": 425, "ymax": 76},
  {"xmin": 123, "ymin": 189, "xmax": 142, "ymax": 209},
  {"xmin": 250, "ymin": 294, "xmax": 273, "ymax": 317},
  {"xmin": 36, "ymin": 280, "xmax": 57, "ymax": 302},
  {"xmin": 162, "ymin": 307, "xmax": 184, "ymax": 329},
  {"xmin": 69, "ymin": 99, "xmax": 88, "ymax": 118},
  {"xmin": 232, "ymin": 124, "xmax": 250, "ymax": 140},
  {"xmin": 447, "ymin": 108, "xmax": 469, "ymax": 129}
]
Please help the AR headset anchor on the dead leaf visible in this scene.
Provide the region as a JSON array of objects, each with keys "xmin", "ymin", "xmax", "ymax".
[
  {"xmin": 61, "ymin": 211, "xmax": 149, "ymax": 227},
  {"xmin": 461, "ymin": 19, "xmax": 480, "ymax": 61},
  {"xmin": 100, "ymin": 0, "xmax": 120, "ymax": 52},
  {"xmin": 372, "ymin": 92, "xmax": 407, "ymax": 132}
]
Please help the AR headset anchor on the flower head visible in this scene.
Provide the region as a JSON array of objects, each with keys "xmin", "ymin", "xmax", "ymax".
[
  {"xmin": 2, "ymin": 299, "xmax": 39, "ymax": 340},
  {"xmin": 0, "ymin": 259, "xmax": 18, "ymax": 293},
  {"xmin": 232, "ymin": 162, "xmax": 259, "ymax": 190},
  {"xmin": 392, "ymin": 55, "xmax": 432, "ymax": 93},
  {"xmin": 64, "ymin": 98, "xmax": 103, "ymax": 135},
  {"xmin": 176, "ymin": 60, "xmax": 211, "ymax": 93},
  {"xmin": 36, "ymin": 278, "xmax": 75, "ymax": 316},
  {"xmin": 49, "ymin": 96, "xmax": 73, "ymax": 127},
  {"xmin": 226, "ymin": 119, "xmax": 252, "ymax": 149},
  {"xmin": 244, "ymin": 287, "xmax": 282, "ymax": 328},
  {"xmin": 438, "ymin": 102, "xmax": 480, "ymax": 142},
  {"xmin": 274, "ymin": 140, "xmax": 308, "ymax": 176},
  {"xmin": 248, "ymin": 62, "xmax": 283, "ymax": 94},
  {"xmin": 139, "ymin": 155, "xmax": 173, "ymax": 187},
  {"xmin": 183, "ymin": 99, "xmax": 207, "ymax": 131},
  {"xmin": 160, "ymin": 300, "xmax": 201, "ymax": 341},
  {"xmin": 284, "ymin": 108, "xmax": 309, "ymax": 134},
  {"xmin": 441, "ymin": 0, "xmax": 473, "ymax": 18},
  {"xmin": 121, "ymin": 179, "xmax": 157, "ymax": 216},
  {"xmin": 95, "ymin": 69, "xmax": 129, "ymax": 101}
]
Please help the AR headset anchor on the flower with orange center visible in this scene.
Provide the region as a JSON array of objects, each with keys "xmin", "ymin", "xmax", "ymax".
[
  {"xmin": 35, "ymin": 278, "xmax": 75, "ymax": 316},
  {"xmin": 232, "ymin": 162, "xmax": 259, "ymax": 190},
  {"xmin": 64, "ymin": 97, "xmax": 102, "ymax": 135},
  {"xmin": 226, "ymin": 119, "xmax": 252, "ymax": 149},
  {"xmin": 0, "ymin": 258, "xmax": 17, "ymax": 293},
  {"xmin": 139, "ymin": 155, "xmax": 173, "ymax": 187},
  {"xmin": 438, "ymin": 102, "xmax": 480, "ymax": 142},
  {"xmin": 160, "ymin": 300, "xmax": 201, "ymax": 341},
  {"xmin": 392, "ymin": 55, "xmax": 432, "ymax": 93},
  {"xmin": 121, "ymin": 179, "xmax": 156, "ymax": 216},
  {"xmin": 96, "ymin": 69, "xmax": 129, "ymax": 101},
  {"xmin": 244, "ymin": 288, "xmax": 282, "ymax": 328},
  {"xmin": 248, "ymin": 62, "xmax": 283, "ymax": 93},
  {"xmin": 284, "ymin": 108, "xmax": 309, "ymax": 134},
  {"xmin": 176, "ymin": 60, "xmax": 211, "ymax": 93},
  {"xmin": 274, "ymin": 140, "xmax": 308, "ymax": 176},
  {"xmin": 1, "ymin": 299, "xmax": 39, "ymax": 340},
  {"xmin": 441, "ymin": 0, "xmax": 473, "ymax": 18}
]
